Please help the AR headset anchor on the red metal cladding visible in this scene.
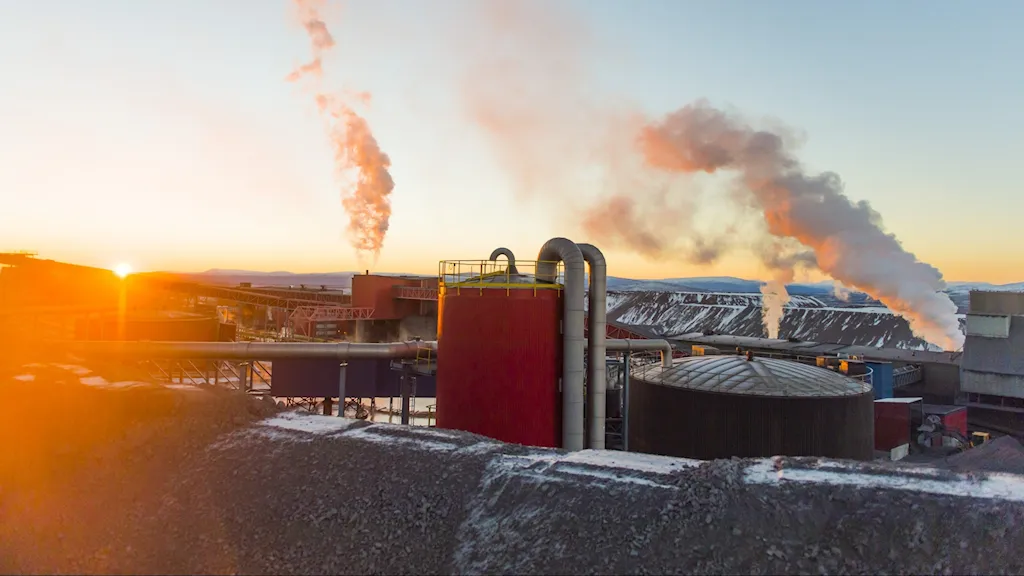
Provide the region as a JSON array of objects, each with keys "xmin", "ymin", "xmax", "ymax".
[
  {"xmin": 437, "ymin": 286, "xmax": 562, "ymax": 448},
  {"xmin": 943, "ymin": 408, "xmax": 968, "ymax": 437},
  {"xmin": 874, "ymin": 402, "xmax": 911, "ymax": 451}
]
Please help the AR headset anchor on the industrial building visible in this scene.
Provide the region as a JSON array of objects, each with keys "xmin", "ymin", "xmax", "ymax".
[{"xmin": 13, "ymin": 242, "xmax": 1024, "ymax": 463}]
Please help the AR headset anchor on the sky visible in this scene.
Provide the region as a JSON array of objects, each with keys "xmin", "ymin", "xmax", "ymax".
[{"xmin": 0, "ymin": 0, "xmax": 1021, "ymax": 282}]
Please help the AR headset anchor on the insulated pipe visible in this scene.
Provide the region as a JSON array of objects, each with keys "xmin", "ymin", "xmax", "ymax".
[
  {"xmin": 536, "ymin": 238, "xmax": 587, "ymax": 452},
  {"xmin": 605, "ymin": 338, "xmax": 674, "ymax": 368},
  {"xmin": 577, "ymin": 243, "xmax": 607, "ymax": 450},
  {"xmin": 54, "ymin": 340, "xmax": 433, "ymax": 361},
  {"xmin": 487, "ymin": 247, "xmax": 518, "ymax": 275}
]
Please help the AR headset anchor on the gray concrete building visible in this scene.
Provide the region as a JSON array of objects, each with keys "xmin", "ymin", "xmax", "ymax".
[{"xmin": 960, "ymin": 290, "xmax": 1024, "ymax": 400}]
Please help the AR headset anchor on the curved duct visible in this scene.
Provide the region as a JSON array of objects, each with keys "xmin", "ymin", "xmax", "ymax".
[
  {"xmin": 605, "ymin": 338, "xmax": 674, "ymax": 368},
  {"xmin": 536, "ymin": 238, "xmax": 587, "ymax": 451},
  {"xmin": 488, "ymin": 247, "xmax": 518, "ymax": 275},
  {"xmin": 56, "ymin": 340, "xmax": 433, "ymax": 361},
  {"xmin": 577, "ymin": 243, "xmax": 607, "ymax": 450}
]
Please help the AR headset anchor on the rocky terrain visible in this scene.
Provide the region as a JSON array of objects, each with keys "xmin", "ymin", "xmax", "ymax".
[
  {"xmin": 595, "ymin": 291, "xmax": 965, "ymax": 351},
  {"xmin": 3, "ymin": 362, "xmax": 1024, "ymax": 575}
]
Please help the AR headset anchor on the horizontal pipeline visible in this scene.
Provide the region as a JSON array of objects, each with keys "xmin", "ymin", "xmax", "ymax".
[
  {"xmin": 54, "ymin": 338, "xmax": 673, "ymax": 366},
  {"xmin": 56, "ymin": 340, "xmax": 436, "ymax": 361},
  {"xmin": 605, "ymin": 338, "xmax": 675, "ymax": 367}
]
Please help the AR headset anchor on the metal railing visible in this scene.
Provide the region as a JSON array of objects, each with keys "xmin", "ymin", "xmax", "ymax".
[
  {"xmin": 438, "ymin": 260, "xmax": 565, "ymax": 293},
  {"xmin": 894, "ymin": 365, "xmax": 923, "ymax": 388}
]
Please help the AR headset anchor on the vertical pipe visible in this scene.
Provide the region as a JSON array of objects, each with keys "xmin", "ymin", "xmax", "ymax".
[
  {"xmin": 577, "ymin": 243, "xmax": 607, "ymax": 450},
  {"xmin": 623, "ymin": 351, "xmax": 631, "ymax": 452},
  {"xmin": 337, "ymin": 362, "xmax": 347, "ymax": 417},
  {"xmin": 536, "ymin": 238, "xmax": 587, "ymax": 451},
  {"xmin": 400, "ymin": 369, "xmax": 411, "ymax": 425}
]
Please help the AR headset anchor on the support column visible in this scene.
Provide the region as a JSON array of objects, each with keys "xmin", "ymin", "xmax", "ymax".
[
  {"xmin": 623, "ymin": 352, "xmax": 631, "ymax": 452},
  {"xmin": 337, "ymin": 363, "xmax": 347, "ymax": 417}
]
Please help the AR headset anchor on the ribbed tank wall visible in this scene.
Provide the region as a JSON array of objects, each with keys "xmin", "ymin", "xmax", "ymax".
[
  {"xmin": 437, "ymin": 286, "xmax": 562, "ymax": 447},
  {"xmin": 628, "ymin": 379, "xmax": 874, "ymax": 460}
]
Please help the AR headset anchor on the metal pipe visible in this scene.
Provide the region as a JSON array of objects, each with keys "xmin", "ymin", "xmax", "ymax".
[
  {"xmin": 623, "ymin": 351, "xmax": 631, "ymax": 452},
  {"xmin": 536, "ymin": 238, "xmax": 587, "ymax": 452},
  {"xmin": 54, "ymin": 340, "xmax": 434, "ymax": 361},
  {"xmin": 577, "ymin": 243, "xmax": 607, "ymax": 450},
  {"xmin": 487, "ymin": 247, "xmax": 518, "ymax": 275},
  {"xmin": 604, "ymin": 339, "xmax": 674, "ymax": 368}
]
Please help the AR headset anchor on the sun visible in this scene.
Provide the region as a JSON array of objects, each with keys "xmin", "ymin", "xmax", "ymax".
[{"xmin": 113, "ymin": 263, "xmax": 133, "ymax": 278}]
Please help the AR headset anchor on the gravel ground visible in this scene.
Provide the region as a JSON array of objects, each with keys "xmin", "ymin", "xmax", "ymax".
[{"xmin": 3, "ymin": 376, "xmax": 1024, "ymax": 575}]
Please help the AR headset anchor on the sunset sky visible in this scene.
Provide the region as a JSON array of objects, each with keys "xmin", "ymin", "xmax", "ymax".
[{"xmin": 1, "ymin": 0, "xmax": 1021, "ymax": 283}]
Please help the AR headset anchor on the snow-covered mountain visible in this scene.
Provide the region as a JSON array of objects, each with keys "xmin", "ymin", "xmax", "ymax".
[{"xmin": 595, "ymin": 290, "xmax": 966, "ymax": 351}]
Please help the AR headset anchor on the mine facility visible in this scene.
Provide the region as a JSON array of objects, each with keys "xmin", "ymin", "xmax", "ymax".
[{"xmin": 4, "ymin": 242, "xmax": 1024, "ymax": 573}]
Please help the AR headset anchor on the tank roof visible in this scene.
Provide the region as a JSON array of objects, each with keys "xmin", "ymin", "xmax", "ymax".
[{"xmin": 636, "ymin": 355, "xmax": 872, "ymax": 398}]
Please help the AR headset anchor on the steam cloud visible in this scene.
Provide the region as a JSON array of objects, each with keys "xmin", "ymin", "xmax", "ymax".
[
  {"xmin": 639, "ymin": 101, "xmax": 964, "ymax": 350},
  {"xmin": 760, "ymin": 280, "xmax": 790, "ymax": 340},
  {"xmin": 288, "ymin": 0, "xmax": 393, "ymax": 259}
]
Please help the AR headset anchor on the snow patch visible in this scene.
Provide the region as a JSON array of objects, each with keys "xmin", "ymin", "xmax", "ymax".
[
  {"xmin": 258, "ymin": 411, "xmax": 361, "ymax": 435},
  {"xmin": 164, "ymin": 384, "xmax": 205, "ymax": 392},
  {"xmin": 562, "ymin": 449, "xmax": 701, "ymax": 474},
  {"xmin": 78, "ymin": 376, "xmax": 148, "ymax": 389},
  {"xmin": 53, "ymin": 364, "xmax": 92, "ymax": 376},
  {"xmin": 343, "ymin": 425, "xmax": 461, "ymax": 452},
  {"xmin": 744, "ymin": 457, "xmax": 1024, "ymax": 502}
]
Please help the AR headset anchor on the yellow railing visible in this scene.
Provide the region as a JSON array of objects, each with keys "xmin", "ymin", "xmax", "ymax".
[{"xmin": 438, "ymin": 260, "xmax": 565, "ymax": 294}]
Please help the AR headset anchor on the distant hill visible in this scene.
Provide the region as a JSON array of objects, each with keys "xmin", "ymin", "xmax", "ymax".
[{"xmin": 179, "ymin": 268, "xmax": 1024, "ymax": 314}]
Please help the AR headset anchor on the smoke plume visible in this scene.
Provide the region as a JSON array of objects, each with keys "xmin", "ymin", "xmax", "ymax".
[
  {"xmin": 639, "ymin": 100, "xmax": 964, "ymax": 350},
  {"xmin": 288, "ymin": 0, "xmax": 394, "ymax": 260},
  {"xmin": 453, "ymin": 4, "xmax": 962, "ymax": 350},
  {"xmin": 760, "ymin": 280, "xmax": 790, "ymax": 339}
]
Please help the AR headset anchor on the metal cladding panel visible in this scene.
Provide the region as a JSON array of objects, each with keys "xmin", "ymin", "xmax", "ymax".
[
  {"xmin": 874, "ymin": 401, "xmax": 911, "ymax": 451},
  {"xmin": 270, "ymin": 359, "xmax": 436, "ymax": 399},
  {"xmin": 217, "ymin": 322, "xmax": 237, "ymax": 342},
  {"xmin": 271, "ymin": 359, "xmax": 341, "ymax": 398},
  {"xmin": 628, "ymin": 378, "xmax": 875, "ymax": 460},
  {"xmin": 437, "ymin": 286, "xmax": 561, "ymax": 448},
  {"xmin": 865, "ymin": 361, "xmax": 894, "ymax": 399}
]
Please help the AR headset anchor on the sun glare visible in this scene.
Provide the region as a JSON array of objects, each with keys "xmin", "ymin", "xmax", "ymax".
[{"xmin": 113, "ymin": 263, "xmax": 133, "ymax": 278}]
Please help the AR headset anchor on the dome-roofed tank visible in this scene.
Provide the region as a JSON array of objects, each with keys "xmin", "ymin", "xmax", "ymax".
[
  {"xmin": 436, "ymin": 260, "xmax": 564, "ymax": 447},
  {"xmin": 628, "ymin": 354, "xmax": 874, "ymax": 460}
]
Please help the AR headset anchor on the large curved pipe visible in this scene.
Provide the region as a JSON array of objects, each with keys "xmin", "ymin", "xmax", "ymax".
[
  {"xmin": 577, "ymin": 243, "xmax": 607, "ymax": 450},
  {"xmin": 604, "ymin": 338, "xmax": 674, "ymax": 368},
  {"xmin": 53, "ymin": 340, "xmax": 434, "ymax": 361},
  {"xmin": 536, "ymin": 238, "xmax": 587, "ymax": 451},
  {"xmin": 487, "ymin": 247, "xmax": 518, "ymax": 275}
]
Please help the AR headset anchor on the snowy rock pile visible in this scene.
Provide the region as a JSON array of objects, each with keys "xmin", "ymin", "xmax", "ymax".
[{"xmin": 3, "ymin": 382, "xmax": 1024, "ymax": 575}]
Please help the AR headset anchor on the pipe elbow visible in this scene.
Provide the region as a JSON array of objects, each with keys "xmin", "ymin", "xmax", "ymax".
[
  {"xmin": 488, "ymin": 247, "xmax": 519, "ymax": 275},
  {"xmin": 537, "ymin": 237, "xmax": 585, "ymax": 283},
  {"xmin": 576, "ymin": 243, "xmax": 607, "ymax": 269}
]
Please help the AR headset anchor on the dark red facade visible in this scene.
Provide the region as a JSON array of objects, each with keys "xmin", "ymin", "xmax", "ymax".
[
  {"xmin": 436, "ymin": 286, "xmax": 562, "ymax": 447},
  {"xmin": 874, "ymin": 401, "xmax": 913, "ymax": 451}
]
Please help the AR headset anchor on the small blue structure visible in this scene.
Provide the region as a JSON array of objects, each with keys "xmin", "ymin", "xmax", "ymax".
[{"xmin": 865, "ymin": 361, "xmax": 894, "ymax": 399}]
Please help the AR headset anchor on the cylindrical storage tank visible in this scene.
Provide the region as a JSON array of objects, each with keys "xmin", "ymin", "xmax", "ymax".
[
  {"xmin": 436, "ymin": 264, "xmax": 562, "ymax": 447},
  {"xmin": 628, "ymin": 355, "xmax": 875, "ymax": 460}
]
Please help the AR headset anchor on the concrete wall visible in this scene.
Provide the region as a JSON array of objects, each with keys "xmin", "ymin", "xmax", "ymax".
[
  {"xmin": 962, "ymin": 369, "xmax": 1024, "ymax": 400},
  {"xmin": 969, "ymin": 290, "xmax": 1024, "ymax": 315}
]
